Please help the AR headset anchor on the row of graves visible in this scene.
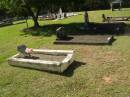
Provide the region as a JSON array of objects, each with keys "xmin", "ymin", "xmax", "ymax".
[
  {"xmin": 0, "ymin": 17, "xmax": 28, "ymax": 27},
  {"xmin": 102, "ymin": 0, "xmax": 130, "ymax": 23},
  {"xmin": 102, "ymin": 14, "xmax": 130, "ymax": 23},
  {"xmin": 54, "ymin": 8, "xmax": 130, "ymax": 45},
  {"xmin": 8, "ymin": 12, "xmax": 115, "ymax": 73},
  {"xmin": 0, "ymin": 18, "xmax": 13, "ymax": 27},
  {"xmin": 7, "ymin": 7, "xmax": 130, "ymax": 73},
  {"xmin": 8, "ymin": 16, "xmax": 127, "ymax": 73},
  {"xmin": 39, "ymin": 8, "xmax": 78, "ymax": 21}
]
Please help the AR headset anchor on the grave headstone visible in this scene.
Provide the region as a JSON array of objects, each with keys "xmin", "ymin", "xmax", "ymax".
[{"xmin": 58, "ymin": 8, "xmax": 64, "ymax": 19}]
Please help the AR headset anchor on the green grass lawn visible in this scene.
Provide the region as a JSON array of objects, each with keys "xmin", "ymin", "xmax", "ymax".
[{"xmin": 0, "ymin": 8, "xmax": 130, "ymax": 97}]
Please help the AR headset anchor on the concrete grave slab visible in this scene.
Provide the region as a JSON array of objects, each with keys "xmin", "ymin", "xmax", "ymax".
[
  {"xmin": 54, "ymin": 35, "xmax": 114, "ymax": 45},
  {"xmin": 8, "ymin": 49, "xmax": 74, "ymax": 73}
]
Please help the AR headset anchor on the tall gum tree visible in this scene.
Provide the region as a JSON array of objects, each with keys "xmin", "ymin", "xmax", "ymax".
[{"xmin": 7, "ymin": 0, "xmax": 43, "ymax": 29}]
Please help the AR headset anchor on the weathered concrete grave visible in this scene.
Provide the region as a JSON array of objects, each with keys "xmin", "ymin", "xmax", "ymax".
[
  {"xmin": 8, "ymin": 49, "xmax": 74, "ymax": 73},
  {"xmin": 54, "ymin": 35, "xmax": 114, "ymax": 45}
]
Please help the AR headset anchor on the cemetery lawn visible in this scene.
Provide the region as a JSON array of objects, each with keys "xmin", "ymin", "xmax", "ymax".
[{"xmin": 0, "ymin": 8, "xmax": 130, "ymax": 97}]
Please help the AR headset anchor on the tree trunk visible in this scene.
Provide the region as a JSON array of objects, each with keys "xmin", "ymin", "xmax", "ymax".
[
  {"xmin": 25, "ymin": 5, "xmax": 40, "ymax": 29},
  {"xmin": 84, "ymin": 11, "xmax": 89, "ymax": 25},
  {"xmin": 25, "ymin": 17, "xmax": 28, "ymax": 28},
  {"xmin": 33, "ymin": 16, "xmax": 40, "ymax": 29},
  {"xmin": 33, "ymin": 8, "xmax": 41, "ymax": 29}
]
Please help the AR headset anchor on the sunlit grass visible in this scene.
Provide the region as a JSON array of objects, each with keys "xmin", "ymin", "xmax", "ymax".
[{"xmin": 0, "ymin": 8, "xmax": 130, "ymax": 97}]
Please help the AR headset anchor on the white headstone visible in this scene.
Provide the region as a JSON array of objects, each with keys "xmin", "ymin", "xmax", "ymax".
[{"xmin": 59, "ymin": 8, "xmax": 62, "ymax": 15}]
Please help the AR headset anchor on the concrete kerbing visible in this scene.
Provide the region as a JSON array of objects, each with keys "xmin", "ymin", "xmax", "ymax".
[{"xmin": 8, "ymin": 49, "xmax": 74, "ymax": 73}]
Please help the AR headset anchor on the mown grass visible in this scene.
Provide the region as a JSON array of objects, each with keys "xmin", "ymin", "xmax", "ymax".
[{"xmin": 0, "ymin": 8, "xmax": 130, "ymax": 97}]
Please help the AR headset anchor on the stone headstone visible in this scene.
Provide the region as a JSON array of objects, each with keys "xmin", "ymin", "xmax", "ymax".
[
  {"xmin": 56, "ymin": 27, "xmax": 68, "ymax": 40},
  {"xmin": 57, "ymin": 8, "xmax": 64, "ymax": 20},
  {"xmin": 17, "ymin": 44, "xmax": 27, "ymax": 54},
  {"xmin": 59, "ymin": 8, "xmax": 62, "ymax": 15}
]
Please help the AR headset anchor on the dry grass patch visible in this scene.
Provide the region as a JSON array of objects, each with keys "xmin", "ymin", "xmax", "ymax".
[{"xmin": 103, "ymin": 76, "xmax": 113, "ymax": 84}]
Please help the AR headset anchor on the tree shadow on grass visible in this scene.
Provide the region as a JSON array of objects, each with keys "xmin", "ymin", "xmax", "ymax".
[
  {"xmin": 0, "ymin": 23, "xmax": 13, "ymax": 28},
  {"xmin": 21, "ymin": 22, "xmax": 128, "ymax": 36},
  {"xmin": 0, "ymin": 21, "xmax": 26, "ymax": 28},
  {"xmin": 124, "ymin": 24, "xmax": 130, "ymax": 36},
  {"xmin": 87, "ymin": 22, "xmax": 126, "ymax": 35}
]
